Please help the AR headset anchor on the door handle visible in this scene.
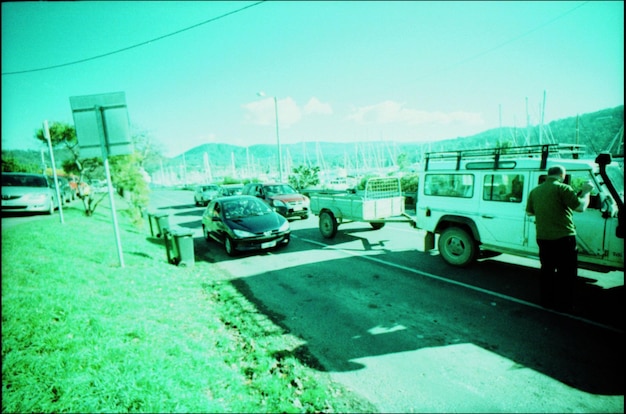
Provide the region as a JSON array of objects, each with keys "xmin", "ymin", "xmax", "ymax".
[{"xmin": 482, "ymin": 215, "xmax": 494, "ymax": 219}]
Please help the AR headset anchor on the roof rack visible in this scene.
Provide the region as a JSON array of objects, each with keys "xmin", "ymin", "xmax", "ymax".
[{"xmin": 423, "ymin": 143, "xmax": 587, "ymax": 171}]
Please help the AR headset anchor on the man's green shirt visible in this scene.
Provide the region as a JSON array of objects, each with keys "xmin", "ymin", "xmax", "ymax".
[{"xmin": 526, "ymin": 176, "xmax": 580, "ymax": 240}]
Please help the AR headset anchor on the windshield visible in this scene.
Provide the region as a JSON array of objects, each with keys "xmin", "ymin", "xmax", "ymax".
[
  {"xmin": 264, "ymin": 184, "xmax": 297, "ymax": 196},
  {"xmin": 2, "ymin": 174, "xmax": 47, "ymax": 188},
  {"xmin": 223, "ymin": 198, "xmax": 272, "ymax": 219}
]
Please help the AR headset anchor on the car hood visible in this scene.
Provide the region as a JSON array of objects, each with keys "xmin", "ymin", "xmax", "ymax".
[
  {"xmin": 226, "ymin": 213, "xmax": 288, "ymax": 234},
  {"xmin": 2, "ymin": 186, "xmax": 50, "ymax": 197}
]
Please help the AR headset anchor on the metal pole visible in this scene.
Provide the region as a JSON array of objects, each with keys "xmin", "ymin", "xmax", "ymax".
[
  {"xmin": 40, "ymin": 148, "xmax": 47, "ymax": 174},
  {"xmin": 539, "ymin": 90, "xmax": 546, "ymax": 145},
  {"xmin": 43, "ymin": 120, "xmax": 64, "ymax": 224},
  {"xmin": 273, "ymin": 96, "xmax": 283, "ymax": 182},
  {"xmin": 95, "ymin": 106, "xmax": 125, "ymax": 268},
  {"xmin": 104, "ymin": 157, "xmax": 125, "ymax": 268}
]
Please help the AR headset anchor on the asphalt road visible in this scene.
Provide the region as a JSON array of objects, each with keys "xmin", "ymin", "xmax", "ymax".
[
  {"xmin": 4, "ymin": 189, "xmax": 621, "ymax": 411},
  {"xmin": 149, "ymin": 189, "xmax": 624, "ymax": 412}
]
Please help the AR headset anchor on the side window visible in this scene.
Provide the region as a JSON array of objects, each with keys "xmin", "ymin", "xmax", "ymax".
[
  {"xmin": 569, "ymin": 170, "xmax": 600, "ymax": 209},
  {"xmin": 424, "ymin": 174, "xmax": 474, "ymax": 198},
  {"xmin": 483, "ymin": 174, "xmax": 524, "ymax": 203}
]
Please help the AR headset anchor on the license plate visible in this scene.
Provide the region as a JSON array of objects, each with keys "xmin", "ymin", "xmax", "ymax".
[
  {"xmin": 293, "ymin": 205, "xmax": 303, "ymax": 211},
  {"xmin": 261, "ymin": 240, "xmax": 277, "ymax": 249}
]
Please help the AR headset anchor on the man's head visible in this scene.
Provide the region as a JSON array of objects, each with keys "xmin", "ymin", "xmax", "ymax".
[{"xmin": 548, "ymin": 165, "xmax": 566, "ymax": 182}]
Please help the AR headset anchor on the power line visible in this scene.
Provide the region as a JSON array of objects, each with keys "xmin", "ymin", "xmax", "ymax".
[
  {"xmin": 415, "ymin": 1, "xmax": 590, "ymax": 81},
  {"xmin": 2, "ymin": 1, "xmax": 266, "ymax": 76}
]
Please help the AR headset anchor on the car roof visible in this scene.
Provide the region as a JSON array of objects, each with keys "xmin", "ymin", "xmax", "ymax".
[
  {"xmin": 215, "ymin": 195, "xmax": 259, "ymax": 202},
  {"xmin": 2, "ymin": 172, "xmax": 46, "ymax": 177}
]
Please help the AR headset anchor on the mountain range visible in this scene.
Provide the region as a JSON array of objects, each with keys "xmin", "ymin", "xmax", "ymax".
[
  {"xmin": 2, "ymin": 105, "xmax": 623, "ymax": 180},
  {"xmin": 155, "ymin": 105, "xmax": 623, "ymax": 179}
]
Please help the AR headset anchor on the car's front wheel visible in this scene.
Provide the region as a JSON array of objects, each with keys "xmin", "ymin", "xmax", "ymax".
[{"xmin": 224, "ymin": 236, "xmax": 238, "ymax": 257}]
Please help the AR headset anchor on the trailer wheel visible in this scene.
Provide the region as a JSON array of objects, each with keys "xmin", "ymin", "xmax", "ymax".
[
  {"xmin": 370, "ymin": 222, "xmax": 385, "ymax": 230},
  {"xmin": 438, "ymin": 227, "xmax": 477, "ymax": 267},
  {"xmin": 319, "ymin": 210, "xmax": 338, "ymax": 239}
]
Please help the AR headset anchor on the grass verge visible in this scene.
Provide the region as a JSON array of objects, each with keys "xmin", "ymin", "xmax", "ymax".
[{"xmin": 2, "ymin": 204, "xmax": 375, "ymax": 413}]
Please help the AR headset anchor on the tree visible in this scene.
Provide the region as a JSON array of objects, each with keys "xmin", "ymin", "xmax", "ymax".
[
  {"xmin": 288, "ymin": 165, "xmax": 320, "ymax": 190},
  {"xmin": 1, "ymin": 155, "xmax": 37, "ymax": 173},
  {"xmin": 33, "ymin": 122, "xmax": 151, "ymax": 224},
  {"xmin": 396, "ymin": 153, "xmax": 410, "ymax": 172}
]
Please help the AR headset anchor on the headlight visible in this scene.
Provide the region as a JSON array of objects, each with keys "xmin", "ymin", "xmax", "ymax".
[
  {"xmin": 273, "ymin": 199, "xmax": 287, "ymax": 208},
  {"xmin": 278, "ymin": 221, "xmax": 290, "ymax": 232},
  {"xmin": 233, "ymin": 229, "xmax": 255, "ymax": 238}
]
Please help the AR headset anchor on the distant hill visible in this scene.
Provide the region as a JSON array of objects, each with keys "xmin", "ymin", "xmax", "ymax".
[
  {"xmin": 3, "ymin": 105, "xmax": 623, "ymax": 180},
  {"xmin": 159, "ymin": 105, "xmax": 623, "ymax": 178}
]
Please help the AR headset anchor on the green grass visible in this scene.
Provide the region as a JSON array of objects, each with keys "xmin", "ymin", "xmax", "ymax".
[{"xmin": 2, "ymin": 203, "xmax": 375, "ymax": 413}]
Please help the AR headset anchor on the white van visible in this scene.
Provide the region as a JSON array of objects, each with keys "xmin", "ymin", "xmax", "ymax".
[{"xmin": 415, "ymin": 144, "xmax": 624, "ymax": 271}]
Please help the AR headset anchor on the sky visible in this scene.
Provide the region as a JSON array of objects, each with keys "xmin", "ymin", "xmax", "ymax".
[{"xmin": 2, "ymin": 1, "xmax": 624, "ymax": 157}]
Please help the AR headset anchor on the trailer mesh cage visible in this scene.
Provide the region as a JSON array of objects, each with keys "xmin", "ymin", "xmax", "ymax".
[{"xmin": 363, "ymin": 177, "xmax": 403, "ymax": 200}]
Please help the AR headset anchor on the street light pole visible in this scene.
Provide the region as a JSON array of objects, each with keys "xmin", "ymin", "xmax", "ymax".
[
  {"xmin": 272, "ymin": 96, "xmax": 284, "ymax": 182},
  {"xmin": 258, "ymin": 92, "xmax": 283, "ymax": 182}
]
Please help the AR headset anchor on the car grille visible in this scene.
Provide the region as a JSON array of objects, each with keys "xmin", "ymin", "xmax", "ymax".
[
  {"xmin": 1, "ymin": 195, "xmax": 21, "ymax": 201},
  {"xmin": 256, "ymin": 229, "xmax": 281, "ymax": 236}
]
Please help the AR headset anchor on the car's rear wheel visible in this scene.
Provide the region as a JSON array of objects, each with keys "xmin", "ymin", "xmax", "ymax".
[
  {"xmin": 438, "ymin": 227, "xmax": 477, "ymax": 267},
  {"xmin": 319, "ymin": 210, "xmax": 338, "ymax": 239},
  {"xmin": 224, "ymin": 236, "xmax": 238, "ymax": 256}
]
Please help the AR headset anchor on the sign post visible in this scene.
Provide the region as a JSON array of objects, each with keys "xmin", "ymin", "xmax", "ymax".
[
  {"xmin": 44, "ymin": 120, "xmax": 65, "ymax": 224},
  {"xmin": 70, "ymin": 92, "xmax": 133, "ymax": 268}
]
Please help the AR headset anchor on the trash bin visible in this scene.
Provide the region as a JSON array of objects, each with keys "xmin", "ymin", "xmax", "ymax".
[
  {"xmin": 148, "ymin": 211, "xmax": 170, "ymax": 238},
  {"xmin": 164, "ymin": 227, "xmax": 195, "ymax": 267}
]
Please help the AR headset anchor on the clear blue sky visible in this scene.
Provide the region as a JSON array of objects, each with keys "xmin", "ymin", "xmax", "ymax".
[{"xmin": 2, "ymin": 1, "xmax": 623, "ymax": 157}]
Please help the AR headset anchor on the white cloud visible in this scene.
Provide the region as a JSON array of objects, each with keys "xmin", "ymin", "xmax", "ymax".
[
  {"xmin": 304, "ymin": 97, "xmax": 333, "ymax": 115},
  {"xmin": 347, "ymin": 100, "xmax": 484, "ymax": 127},
  {"xmin": 242, "ymin": 96, "xmax": 302, "ymax": 128}
]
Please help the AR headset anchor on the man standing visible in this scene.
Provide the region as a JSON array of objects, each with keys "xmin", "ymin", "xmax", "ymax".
[{"xmin": 526, "ymin": 165, "xmax": 594, "ymax": 312}]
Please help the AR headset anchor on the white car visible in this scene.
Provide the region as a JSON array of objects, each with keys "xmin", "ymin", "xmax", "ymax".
[
  {"xmin": 1, "ymin": 172, "xmax": 59, "ymax": 215},
  {"xmin": 194, "ymin": 184, "xmax": 220, "ymax": 206}
]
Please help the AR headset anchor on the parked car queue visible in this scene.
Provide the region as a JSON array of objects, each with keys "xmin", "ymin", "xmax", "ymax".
[{"xmin": 197, "ymin": 182, "xmax": 309, "ymax": 256}]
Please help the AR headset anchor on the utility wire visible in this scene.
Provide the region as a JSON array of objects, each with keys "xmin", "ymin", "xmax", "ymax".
[
  {"xmin": 415, "ymin": 1, "xmax": 590, "ymax": 81},
  {"xmin": 2, "ymin": 1, "xmax": 266, "ymax": 76}
]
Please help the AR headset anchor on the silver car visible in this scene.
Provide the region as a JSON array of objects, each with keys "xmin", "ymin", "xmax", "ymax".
[
  {"xmin": 194, "ymin": 184, "xmax": 220, "ymax": 206},
  {"xmin": 1, "ymin": 172, "xmax": 58, "ymax": 215}
]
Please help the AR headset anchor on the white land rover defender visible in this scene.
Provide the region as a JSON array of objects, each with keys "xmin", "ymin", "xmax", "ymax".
[{"xmin": 415, "ymin": 144, "xmax": 624, "ymax": 271}]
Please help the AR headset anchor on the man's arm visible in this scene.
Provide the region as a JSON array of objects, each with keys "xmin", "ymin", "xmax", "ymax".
[{"xmin": 574, "ymin": 182, "xmax": 594, "ymax": 212}]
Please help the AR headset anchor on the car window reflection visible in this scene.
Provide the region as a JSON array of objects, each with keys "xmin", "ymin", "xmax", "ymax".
[{"xmin": 224, "ymin": 199, "xmax": 271, "ymax": 219}]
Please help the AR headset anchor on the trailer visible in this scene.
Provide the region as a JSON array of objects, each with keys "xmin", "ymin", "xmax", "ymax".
[{"xmin": 309, "ymin": 177, "xmax": 415, "ymax": 238}]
